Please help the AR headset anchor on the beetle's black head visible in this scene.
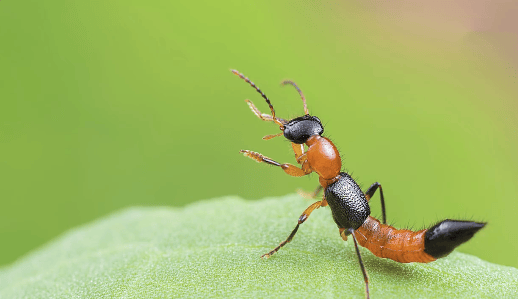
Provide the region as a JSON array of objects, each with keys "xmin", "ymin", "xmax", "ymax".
[
  {"xmin": 232, "ymin": 70, "xmax": 321, "ymax": 142},
  {"xmin": 283, "ymin": 115, "xmax": 323, "ymax": 144}
]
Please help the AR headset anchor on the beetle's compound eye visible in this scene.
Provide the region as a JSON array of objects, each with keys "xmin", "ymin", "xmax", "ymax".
[{"xmin": 283, "ymin": 115, "xmax": 323, "ymax": 144}]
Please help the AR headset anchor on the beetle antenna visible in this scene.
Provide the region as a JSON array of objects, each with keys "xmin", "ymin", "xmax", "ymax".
[
  {"xmin": 281, "ymin": 80, "xmax": 309, "ymax": 115},
  {"xmin": 231, "ymin": 70, "xmax": 284, "ymax": 127}
]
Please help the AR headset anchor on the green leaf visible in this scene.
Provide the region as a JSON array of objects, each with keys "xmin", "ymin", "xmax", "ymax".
[{"xmin": 0, "ymin": 195, "xmax": 516, "ymax": 298}]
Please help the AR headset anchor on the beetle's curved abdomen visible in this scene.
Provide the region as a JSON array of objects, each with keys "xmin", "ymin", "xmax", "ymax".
[
  {"xmin": 355, "ymin": 217, "xmax": 485, "ymax": 263},
  {"xmin": 355, "ymin": 216, "xmax": 435, "ymax": 263},
  {"xmin": 325, "ymin": 172, "xmax": 370, "ymax": 230}
]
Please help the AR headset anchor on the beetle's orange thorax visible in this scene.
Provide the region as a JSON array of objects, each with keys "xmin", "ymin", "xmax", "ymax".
[{"xmin": 306, "ymin": 135, "xmax": 341, "ymax": 183}]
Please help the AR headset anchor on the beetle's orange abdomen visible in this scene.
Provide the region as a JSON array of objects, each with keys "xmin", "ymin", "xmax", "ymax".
[
  {"xmin": 355, "ymin": 216, "xmax": 436, "ymax": 263},
  {"xmin": 306, "ymin": 135, "xmax": 341, "ymax": 181}
]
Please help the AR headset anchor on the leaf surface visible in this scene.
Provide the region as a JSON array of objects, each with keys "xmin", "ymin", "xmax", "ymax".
[{"xmin": 0, "ymin": 195, "xmax": 516, "ymax": 298}]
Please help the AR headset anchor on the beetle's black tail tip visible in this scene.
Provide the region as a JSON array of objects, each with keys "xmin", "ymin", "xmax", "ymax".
[{"xmin": 424, "ymin": 220, "xmax": 486, "ymax": 259}]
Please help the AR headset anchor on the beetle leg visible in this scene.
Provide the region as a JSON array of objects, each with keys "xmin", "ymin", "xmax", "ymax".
[
  {"xmin": 364, "ymin": 182, "xmax": 387, "ymax": 224},
  {"xmin": 262, "ymin": 199, "xmax": 327, "ymax": 259},
  {"xmin": 297, "ymin": 185, "xmax": 323, "ymax": 199},
  {"xmin": 348, "ymin": 228, "xmax": 370, "ymax": 299},
  {"xmin": 245, "ymin": 99, "xmax": 287, "ymax": 124},
  {"xmin": 240, "ymin": 150, "xmax": 312, "ymax": 177}
]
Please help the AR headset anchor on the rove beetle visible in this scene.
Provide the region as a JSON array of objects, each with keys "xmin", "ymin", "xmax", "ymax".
[{"xmin": 231, "ymin": 69, "xmax": 486, "ymax": 298}]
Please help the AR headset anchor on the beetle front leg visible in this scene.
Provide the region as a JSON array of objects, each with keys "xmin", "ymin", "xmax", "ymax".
[{"xmin": 240, "ymin": 150, "xmax": 312, "ymax": 177}]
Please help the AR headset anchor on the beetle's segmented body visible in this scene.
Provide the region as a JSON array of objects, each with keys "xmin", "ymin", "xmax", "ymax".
[
  {"xmin": 355, "ymin": 217, "xmax": 486, "ymax": 264},
  {"xmin": 232, "ymin": 69, "xmax": 486, "ymax": 299},
  {"xmin": 356, "ymin": 216, "xmax": 435, "ymax": 263}
]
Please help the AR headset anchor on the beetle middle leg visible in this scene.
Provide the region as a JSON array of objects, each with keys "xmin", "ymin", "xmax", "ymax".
[
  {"xmin": 240, "ymin": 150, "xmax": 312, "ymax": 177},
  {"xmin": 298, "ymin": 185, "xmax": 323, "ymax": 199},
  {"xmin": 262, "ymin": 198, "xmax": 327, "ymax": 259},
  {"xmin": 364, "ymin": 182, "xmax": 386, "ymax": 224},
  {"xmin": 291, "ymin": 143, "xmax": 323, "ymax": 198}
]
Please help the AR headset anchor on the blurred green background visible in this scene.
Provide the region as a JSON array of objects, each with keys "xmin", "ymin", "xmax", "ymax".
[{"xmin": 1, "ymin": 0, "xmax": 517, "ymax": 269}]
